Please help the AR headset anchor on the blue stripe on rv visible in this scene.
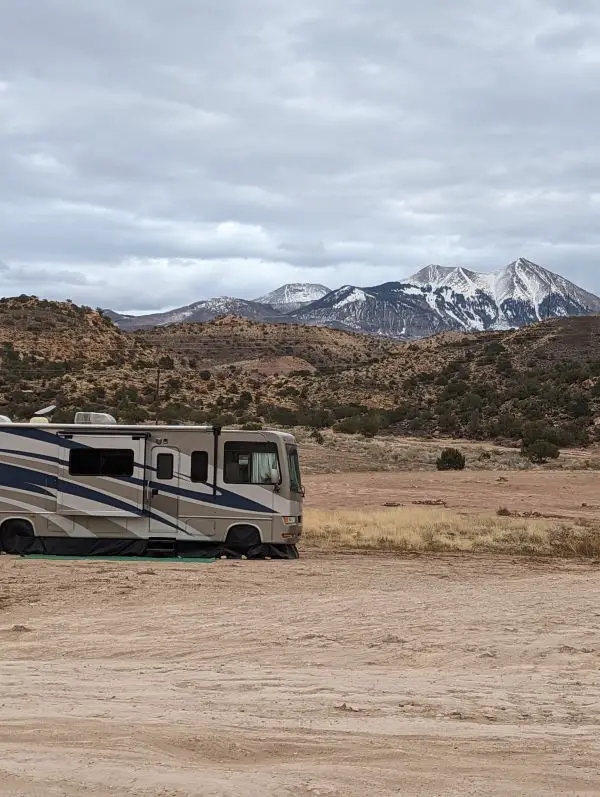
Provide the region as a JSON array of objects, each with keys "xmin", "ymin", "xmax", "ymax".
[
  {"xmin": 148, "ymin": 481, "xmax": 275, "ymax": 514},
  {"xmin": 0, "ymin": 463, "xmax": 55, "ymax": 497},
  {"xmin": 0, "ymin": 461, "xmax": 275, "ymax": 516}
]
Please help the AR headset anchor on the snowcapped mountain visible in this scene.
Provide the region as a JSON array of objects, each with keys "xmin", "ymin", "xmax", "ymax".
[
  {"xmin": 291, "ymin": 259, "xmax": 600, "ymax": 338},
  {"xmin": 410, "ymin": 259, "xmax": 600, "ymax": 315},
  {"xmin": 407, "ymin": 258, "xmax": 600, "ymax": 331},
  {"xmin": 255, "ymin": 283, "xmax": 331, "ymax": 313},
  {"xmin": 109, "ymin": 297, "xmax": 286, "ymax": 331},
  {"xmin": 106, "ymin": 260, "xmax": 600, "ymax": 339},
  {"xmin": 289, "ymin": 284, "xmax": 453, "ymax": 338}
]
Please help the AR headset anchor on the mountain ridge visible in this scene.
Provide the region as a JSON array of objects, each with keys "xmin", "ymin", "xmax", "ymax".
[{"xmin": 105, "ymin": 259, "xmax": 600, "ymax": 339}]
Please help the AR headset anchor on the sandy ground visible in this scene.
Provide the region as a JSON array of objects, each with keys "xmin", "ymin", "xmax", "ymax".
[
  {"xmin": 303, "ymin": 470, "xmax": 600, "ymax": 520},
  {"xmin": 1, "ymin": 553, "xmax": 600, "ymax": 796}
]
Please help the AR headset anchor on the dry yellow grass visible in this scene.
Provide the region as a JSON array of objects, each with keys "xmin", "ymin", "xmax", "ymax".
[{"xmin": 303, "ymin": 507, "xmax": 600, "ymax": 558}]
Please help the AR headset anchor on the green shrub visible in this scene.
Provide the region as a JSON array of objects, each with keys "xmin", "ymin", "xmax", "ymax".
[
  {"xmin": 436, "ymin": 448, "xmax": 466, "ymax": 471},
  {"xmin": 334, "ymin": 412, "xmax": 382, "ymax": 438},
  {"xmin": 522, "ymin": 440, "xmax": 560, "ymax": 464},
  {"xmin": 521, "ymin": 421, "xmax": 556, "ymax": 447}
]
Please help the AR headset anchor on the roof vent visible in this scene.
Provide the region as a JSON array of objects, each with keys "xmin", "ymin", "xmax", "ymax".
[
  {"xmin": 0, "ymin": 415, "xmax": 12, "ymax": 423},
  {"xmin": 29, "ymin": 417, "xmax": 50, "ymax": 424},
  {"xmin": 74, "ymin": 412, "xmax": 117, "ymax": 425}
]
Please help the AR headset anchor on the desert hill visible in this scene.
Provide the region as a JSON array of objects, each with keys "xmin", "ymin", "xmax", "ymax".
[{"xmin": 0, "ymin": 296, "xmax": 599, "ymax": 446}]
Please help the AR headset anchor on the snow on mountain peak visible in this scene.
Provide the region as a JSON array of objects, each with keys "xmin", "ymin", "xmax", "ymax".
[
  {"xmin": 255, "ymin": 283, "xmax": 331, "ymax": 313},
  {"xmin": 256, "ymin": 283, "xmax": 330, "ymax": 305},
  {"xmin": 409, "ymin": 264, "xmax": 495, "ymax": 298},
  {"xmin": 333, "ymin": 287, "xmax": 368, "ymax": 308},
  {"xmin": 408, "ymin": 258, "xmax": 599, "ymax": 312},
  {"xmin": 409, "ymin": 265, "xmax": 455, "ymax": 285}
]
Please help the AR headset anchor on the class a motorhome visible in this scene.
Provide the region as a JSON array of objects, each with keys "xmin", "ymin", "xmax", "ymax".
[{"xmin": 0, "ymin": 410, "xmax": 303, "ymax": 559}]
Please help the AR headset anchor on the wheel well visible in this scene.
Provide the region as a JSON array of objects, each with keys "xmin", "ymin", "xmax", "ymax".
[
  {"xmin": 0, "ymin": 518, "xmax": 36, "ymax": 554},
  {"xmin": 0, "ymin": 518, "xmax": 35, "ymax": 534},
  {"xmin": 225, "ymin": 524, "xmax": 262, "ymax": 548}
]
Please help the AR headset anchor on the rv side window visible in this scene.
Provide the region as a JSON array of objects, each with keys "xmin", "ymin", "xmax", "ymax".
[
  {"xmin": 191, "ymin": 451, "xmax": 209, "ymax": 482},
  {"xmin": 287, "ymin": 445, "xmax": 302, "ymax": 494},
  {"xmin": 156, "ymin": 453, "xmax": 174, "ymax": 480},
  {"xmin": 69, "ymin": 448, "xmax": 134, "ymax": 477},
  {"xmin": 223, "ymin": 442, "xmax": 280, "ymax": 485}
]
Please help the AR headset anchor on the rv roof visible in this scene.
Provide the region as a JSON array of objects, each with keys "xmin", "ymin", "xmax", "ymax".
[{"xmin": 0, "ymin": 422, "xmax": 294, "ymax": 439}]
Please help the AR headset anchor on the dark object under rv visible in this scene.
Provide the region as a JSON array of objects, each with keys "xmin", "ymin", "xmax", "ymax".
[{"xmin": 0, "ymin": 520, "xmax": 299, "ymax": 559}]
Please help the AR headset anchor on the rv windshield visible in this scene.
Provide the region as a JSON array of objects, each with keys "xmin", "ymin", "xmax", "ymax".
[
  {"xmin": 286, "ymin": 445, "xmax": 302, "ymax": 494},
  {"xmin": 224, "ymin": 441, "xmax": 280, "ymax": 484}
]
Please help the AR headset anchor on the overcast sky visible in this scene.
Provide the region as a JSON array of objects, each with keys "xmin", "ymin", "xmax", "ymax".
[{"xmin": 1, "ymin": 0, "xmax": 600, "ymax": 311}]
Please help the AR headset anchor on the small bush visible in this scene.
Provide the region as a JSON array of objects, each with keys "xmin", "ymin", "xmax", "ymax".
[
  {"xmin": 522, "ymin": 440, "xmax": 560, "ymax": 464},
  {"xmin": 310, "ymin": 429, "xmax": 325, "ymax": 445},
  {"xmin": 436, "ymin": 448, "xmax": 466, "ymax": 471},
  {"xmin": 334, "ymin": 412, "xmax": 382, "ymax": 438},
  {"xmin": 158, "ymin": 355, "xmax": 175, "ymax": 370}
]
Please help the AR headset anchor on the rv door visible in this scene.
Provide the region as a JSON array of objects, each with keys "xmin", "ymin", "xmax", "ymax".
[
  {"xmin": 149, "ymin": 446, "xmax": 180, "ymax": 535},
  {"xmin": 57, "ymin": 434, "xmax": 146, "ymax": 516}
]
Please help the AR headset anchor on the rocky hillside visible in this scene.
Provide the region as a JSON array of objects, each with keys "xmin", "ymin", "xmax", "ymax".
[
  {"xmin": 133, "ymin": 315, "xmax": 399, "ymax": 371},
  {"xmin": 0, "ymin": 296, "xmax": 159, "ymax": 422},
  {"xmin": 0, "ymin": 296, "xmax": 143, "ymax": 363},
  {"xmin": 1, "ymin": 296, "xmax": 600, "ymax": 447}
]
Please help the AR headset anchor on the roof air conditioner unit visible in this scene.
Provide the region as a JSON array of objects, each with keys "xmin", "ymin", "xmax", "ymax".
[
  {"xmin": 74, "ymin": 412, "xmax": 117, "ymax": 425},
  {"xmin": 0, "ymin": 415, "xmax": 12, "ymax": 423}
]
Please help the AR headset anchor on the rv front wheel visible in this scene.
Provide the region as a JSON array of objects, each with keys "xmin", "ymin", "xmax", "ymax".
[
  {"xmin": 0, "ymin": 520, "xmax": 35, "ymax": 555},
  {"xmin": 225, "ymin": 525, "xmax": 261, "ymax": 552}
]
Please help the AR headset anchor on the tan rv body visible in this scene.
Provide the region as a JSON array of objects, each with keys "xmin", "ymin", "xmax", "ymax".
[{"xmin": 0, "ymin": 424, "xmax": 302, "ymax": 558}]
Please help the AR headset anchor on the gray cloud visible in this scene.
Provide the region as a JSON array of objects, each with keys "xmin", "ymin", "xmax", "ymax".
[{"xmin": 0, "ymin": 0, "xmax": 599, "ymax": 311}]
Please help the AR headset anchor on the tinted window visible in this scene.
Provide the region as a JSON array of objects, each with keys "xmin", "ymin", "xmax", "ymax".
[
  {"xmin": 191, "ymin": 451, "xmax": 208, "ymax": 482},
  {"xmin": 224, "ymin": 441, "xmax": 280, "ymax": 485},
  {"xmin": 287, "ymin": 446, "xmax": 302, "ymax": 493},
  {"xmin": 69, "ymin": 448, "xmax": 134, "ymax": 477},
  {"xmin": 156, "ymin": 453, "xmax": 174, "ymax": 480}
]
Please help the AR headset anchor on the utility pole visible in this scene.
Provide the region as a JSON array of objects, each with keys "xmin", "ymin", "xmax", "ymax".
[{"xmin": 154, "ymin": 368, "xmax": 161, "ymax": 423}]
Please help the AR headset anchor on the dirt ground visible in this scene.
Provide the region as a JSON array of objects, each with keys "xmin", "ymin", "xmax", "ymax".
[
  {"xmin": 1, "ymin": 553, "xmax": 600, "ymax": 796},
  {"xmin": 303, "ymin": 469, "xmax": 600, "ymax": 520}
]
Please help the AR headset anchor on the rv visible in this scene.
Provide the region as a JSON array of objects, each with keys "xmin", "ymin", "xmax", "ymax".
[{"xmin": 0, "ymin": 414, "xmax": 302, "ymax": 559}]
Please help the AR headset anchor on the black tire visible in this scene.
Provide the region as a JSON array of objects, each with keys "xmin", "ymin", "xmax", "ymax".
[
  {"xmin": 225, "ymin": 525, "xmax": 261, "ymax": 552},
  {"xmin": 0, "ymin": 520, "xmax": 39, "ymax": 555}
]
